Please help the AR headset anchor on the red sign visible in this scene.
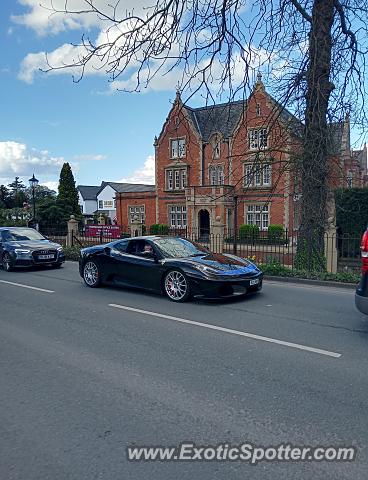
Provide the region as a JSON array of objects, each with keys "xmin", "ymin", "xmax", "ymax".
[{"xmin": 85, "ymin": 225, "xmax": 121, "ymax": 239}]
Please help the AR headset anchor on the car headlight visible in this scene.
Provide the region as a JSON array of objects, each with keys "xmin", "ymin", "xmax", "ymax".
[
  {"xmin": 57, "ymin": 246, "xmax": 63, "ymax": 251},
  {"xmin": 195, "ymin": 264, "xmax": 218, "ymax": 275},
  {"xmin": 14, "ymin": 249, "xmax": 31, "ymax": 255}
]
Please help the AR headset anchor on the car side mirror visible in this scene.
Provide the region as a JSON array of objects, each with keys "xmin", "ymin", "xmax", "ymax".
[{"xmin": 104, "ymin": 246, "xmax": 111, "ymax": 256}]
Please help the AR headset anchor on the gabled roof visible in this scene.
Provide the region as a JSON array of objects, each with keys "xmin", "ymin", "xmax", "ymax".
[
  {"xmin": 184, "ymin": 100, "xmax": 247, "ymax": 142},
  {"xmin": 183, "ymin": 94, "xmax": 303, "ymax": 142},
  {"xmin": 77, "ymin": 185, "xmax": 100, "ymax": 201},
  {"xmin": 99, "ymin": 182, "xmax": 155, "ymax": 194}
]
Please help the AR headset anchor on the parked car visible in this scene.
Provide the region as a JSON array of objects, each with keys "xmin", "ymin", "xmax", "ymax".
[
  {"xmin": 355, "ymin": 228, "xmax": 368, "ymax": 315},
  {"xmin": 0, "ymin": 227, "xmax": 65, "ymax": 271},
  {"xmin": 79, "ymin": 235, "xmax": 263, "ymax": 302}
]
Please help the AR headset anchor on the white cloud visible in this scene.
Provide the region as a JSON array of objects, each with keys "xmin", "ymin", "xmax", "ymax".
[
  {"xmin": 118, "ymin": 155, "xmax": 155, "ymax": 184},
  {"xmin": 0, "ymin": 141, "xmax": 65, "ymax": 178},
  {"xmin": 12, "ymin": 0, "xmax": 153, "ymax": 36},
  {"xmin": 12, "ymin": 0, "xmax": 104, "ymax": 36},
  {"xmin": 41, "ymin": 181, "xmax": 59, "ymax": 192},
  {"xmin": 73, "ymin": 153, "xmax": 107, "ymax": 161}
]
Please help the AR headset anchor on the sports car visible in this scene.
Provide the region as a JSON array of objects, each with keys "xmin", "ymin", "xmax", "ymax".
[{"xmin": 79, "ymin": 235, "xmax": 263, "ymax": 302}]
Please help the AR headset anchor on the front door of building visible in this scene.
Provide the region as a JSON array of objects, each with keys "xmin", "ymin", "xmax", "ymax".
[{"xmin": 198, "ymin": 209, "xmax": 210, "ymax": 241}]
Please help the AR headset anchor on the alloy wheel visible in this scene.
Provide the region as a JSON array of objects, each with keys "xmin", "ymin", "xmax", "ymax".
[
  {"xmin": 83, "ymin": 261, "xmax": 100, "ymax": 287},
  {"xmin": 2, "ymin": 253, "xmax": 12, "ymax": 272},
  {"xmin": 164, "ymin": 270, "xmax": 189, "ymax": 301}
]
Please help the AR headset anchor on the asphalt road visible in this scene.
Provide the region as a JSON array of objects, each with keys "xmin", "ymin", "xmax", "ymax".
[{"xmin": 1, "ymin": 261, "xmax": 368, "ymax": 480}]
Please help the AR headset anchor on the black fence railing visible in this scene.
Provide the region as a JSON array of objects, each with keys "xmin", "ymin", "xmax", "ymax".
[{"xmin": 38, "ymin": 224, "xmax": 362, "ymax": 273}]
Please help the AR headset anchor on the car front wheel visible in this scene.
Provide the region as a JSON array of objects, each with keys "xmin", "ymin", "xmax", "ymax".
[
  {"xmin": 2, "ymin": 252, "xmax": 13, "ymax": 272},
  {"xmin": 163, "ymin": 270, "xmax": 191, "ymax": 302},
  {"xmin": 83, "ymin": 260, "xmax": 101, "ymax": 288}
]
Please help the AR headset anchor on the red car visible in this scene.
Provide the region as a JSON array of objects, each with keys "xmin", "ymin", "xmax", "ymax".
[{"xmin": 355, "ymin": 229, "xmax": 368, "ymax": 314}]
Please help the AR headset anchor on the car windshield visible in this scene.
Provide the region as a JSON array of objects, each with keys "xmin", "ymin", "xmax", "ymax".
[
  {"xmin": 153, "ymin": 237, "xmax": 209, "ymax": 258},
  {"xmin": 3, "ymin": 228, "xmax": 46, "ymax": 242}
]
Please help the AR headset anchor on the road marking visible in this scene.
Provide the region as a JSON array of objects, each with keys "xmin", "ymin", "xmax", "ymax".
[
  {"xmin": 109, "ymin": 304, "xmax": 342, "ymax": 358},
  {"xmin": 0, "ymin": 280, "xmax": 54, "ymax": 293}
]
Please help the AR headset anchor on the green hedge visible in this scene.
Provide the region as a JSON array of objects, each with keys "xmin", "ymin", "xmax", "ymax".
[
  {"xmin": 149, "ymin": 224, "xmax": 169, "ymax": 234},
  {"xmin": 63, "ymin": 246, "xmax": 81, "ymax": 261},
  {"xmin": 239, "ymin": 224, "xmax": 260, "ymax": 239},
  {"xmin": 259, "ymin": 260, "xmax": 359, "ymax": 284},
  {"xmin": 267, "ymin": 224, "xmax": 284, "ymax": 242}
]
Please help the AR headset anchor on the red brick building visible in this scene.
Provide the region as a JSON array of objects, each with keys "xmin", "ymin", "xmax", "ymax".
[{"xmin": 116, "ymin": 75, "xmax": 367, "ymax": 235}]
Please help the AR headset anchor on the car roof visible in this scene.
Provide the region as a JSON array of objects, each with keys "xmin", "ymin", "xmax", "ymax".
[
  {"xmin": 0, "ymin": 226, "xmax": 34, "ymax": 230},
  {"xmin": 119, "ymin": 235, "xmax": 182, "ymax": 241}
]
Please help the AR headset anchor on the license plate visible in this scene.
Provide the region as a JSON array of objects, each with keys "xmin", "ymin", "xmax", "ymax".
[
  {"xmin": 38, "ymin": 254, "xmax": 54, "ymax": 260},
  {"xmin": 250, "ymin": 279, "xmax": 259, "ymax": 286}
]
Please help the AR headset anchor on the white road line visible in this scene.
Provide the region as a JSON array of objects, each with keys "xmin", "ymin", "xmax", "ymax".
[
  {"xmin": 109, "ymin": 304, "xmax": 342, "ymax": 358},
  {"xmin": 0, "ymin": 280, "xmax": 54, "ymax": 293}
]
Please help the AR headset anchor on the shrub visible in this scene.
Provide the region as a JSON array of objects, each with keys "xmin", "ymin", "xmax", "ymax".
[
  {"xmin": 63, "ymin": 246, "xmax": 81, "ymax": 261},
  {"xmin": 149, "ymin": 223, "xmax": 169, "ymax": 234},
  {"xmin": 267, "ymin": 224, "xmax": 284, "ymax": 243},
  {"xmin": 238, "ymin": 224, "xmax": 260, "ymax": 240}
]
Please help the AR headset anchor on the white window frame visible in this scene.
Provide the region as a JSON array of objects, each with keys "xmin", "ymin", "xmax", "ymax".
[
  {"xmin": 246, "ymin": 204, "xmax": 269, "ymax": 231},
  {"xmin": 248, "ymin": 128, "xmax": 268, "ymax": 150},
  {"xmin": 209, "ymin": 164, "xmax": 224, "ymax": 186},
  {"xmin": 129, "ymin": 205, "xmax": 145, "ymax": 224},
  {"xmin": 174, "ymin": 170, "xmax": 181, "ymax": 190},
  {"xmin": 166, "ymin": 170, "xmax": 173, "ymax": 190},
  {"xmin": 169, "ymin": 205, "xmax": 187, "ymax": 228},
  {"xmin": 166, "ymin": 168, "xmax": 187, "ymax": 190},
  {"xmin": 243, "ymin": 163, "xmax": 271, "ymax": 187},
  {"xmin": 170, "ymin": 138, "xmax": 186, "ymax": 158}
]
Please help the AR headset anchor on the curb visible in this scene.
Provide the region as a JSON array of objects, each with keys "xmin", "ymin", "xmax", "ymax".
[{"xmin": 264, "ymin": 275, "xmax": 357, "ymax": 289}]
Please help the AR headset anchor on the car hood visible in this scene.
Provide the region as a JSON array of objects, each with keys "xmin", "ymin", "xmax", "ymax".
[
  {"xmin": 6, "ymin": 240, "xmax": 61, "ymax": 250},
  {"xmin": 171, "ymin": 252, "xmax": 260, "ymax": 275}
]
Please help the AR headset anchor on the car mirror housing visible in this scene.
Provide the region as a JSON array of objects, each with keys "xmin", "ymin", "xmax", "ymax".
[{"xmin": 104, "ymin": 246, "xmax": 111, "ymax": 256}]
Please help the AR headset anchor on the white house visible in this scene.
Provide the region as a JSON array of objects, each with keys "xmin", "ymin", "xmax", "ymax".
[
  {"xmin": 78, "ymin": 182, "xmax": 155, "ymax": 223},
  {"xmin": 77, "ymin": 185, "xmax": 100, "ymax": 217}
]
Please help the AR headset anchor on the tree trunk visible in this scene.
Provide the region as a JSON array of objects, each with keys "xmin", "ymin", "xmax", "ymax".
[{"xmin": 298, "ymin": 0, "xmax": 335, "ymax": 271}]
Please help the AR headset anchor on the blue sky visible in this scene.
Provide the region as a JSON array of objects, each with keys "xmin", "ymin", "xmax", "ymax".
[
  {"xmin": 0, "ymin": 1, "xmax": 183, "ymax": 191},
  {"xmin": 1, "ymin": 1, "xmax": 366, "ymax": 192}
]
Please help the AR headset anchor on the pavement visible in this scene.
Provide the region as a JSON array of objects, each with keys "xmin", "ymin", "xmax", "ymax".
[{"xmin": 0, "ymin": 261, "xmax": 368, "ymax": 479}]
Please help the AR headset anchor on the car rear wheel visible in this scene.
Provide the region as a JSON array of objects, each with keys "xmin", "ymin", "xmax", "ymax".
[
  {"xmin": 83, "ymin": 260, "xmax": 101, "ymax": 288},
  {"xmin": 164, "ymin": 270, "xmax": 191, "ymax": 302},
  {"xmin": 2, "ymin": 253, "xmax": 13, "ymax": 272}
]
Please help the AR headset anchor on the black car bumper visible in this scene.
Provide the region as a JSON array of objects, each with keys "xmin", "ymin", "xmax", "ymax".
[
  {"xmin": 188, "ymin": 272, "xmax": 263, "ymax": 299},
  {"xmin": 356, "ymin": 273, "xmax": 368, "ymax": 315}
]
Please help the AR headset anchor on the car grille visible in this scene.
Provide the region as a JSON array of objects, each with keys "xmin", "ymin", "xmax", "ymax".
[{"xmin": 32, "ymin": 249, "xmax": 57, "ymax": 263}]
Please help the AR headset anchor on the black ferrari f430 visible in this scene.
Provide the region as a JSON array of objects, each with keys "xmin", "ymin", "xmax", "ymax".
[{"xmin": 79, "ymin": 236, "xmax": 263, "ymax": 302}]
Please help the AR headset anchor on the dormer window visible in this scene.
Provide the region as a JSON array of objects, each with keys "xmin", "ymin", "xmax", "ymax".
[{"xmin": 256, "ymin": 104, "xmax": 261, "ymax": 116}]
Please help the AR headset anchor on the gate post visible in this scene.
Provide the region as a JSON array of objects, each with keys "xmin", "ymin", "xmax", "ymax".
[{"xmin": 67, "ymin": 215, "xmax": 79, "ymax": 247}]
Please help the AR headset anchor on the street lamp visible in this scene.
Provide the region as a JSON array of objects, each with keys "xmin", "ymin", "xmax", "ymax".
[{"xmin": 28, "ymin": 174, "xmax": 39, "ymax": 228}]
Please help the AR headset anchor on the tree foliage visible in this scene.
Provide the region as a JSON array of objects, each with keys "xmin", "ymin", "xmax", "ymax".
[{"xmin": 58, "ymin": 162, "xmax": 81, "ymax": 216}]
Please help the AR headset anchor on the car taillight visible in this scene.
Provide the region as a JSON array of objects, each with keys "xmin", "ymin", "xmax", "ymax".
[{"xmin": 361, "ymin": 231, "xmax": 368, "ymax": 273}]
